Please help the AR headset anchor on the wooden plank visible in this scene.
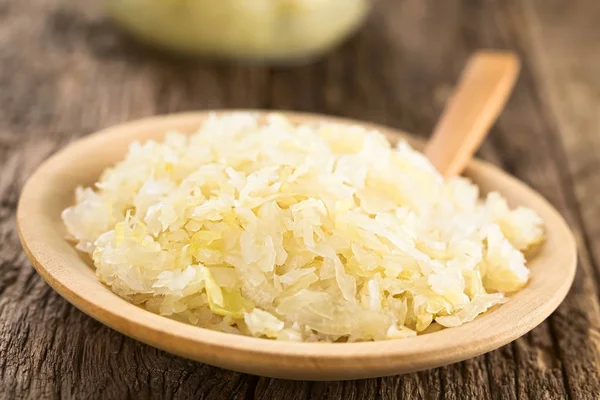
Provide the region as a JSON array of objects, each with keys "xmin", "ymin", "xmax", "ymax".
[
  {"xmin": 0, "ymin": 0, "xmax": 599, "ymax": 399},
  {"xmin": 506, "ymin": 1, "xmax": 600, "ymax": 397},
  {"xmin": 0, "ymin": 2, "xmax": 261, "ymax": 400},
  {"xmin": 265, "ymin": 1, "xmax": 592, "ymax": 399}
]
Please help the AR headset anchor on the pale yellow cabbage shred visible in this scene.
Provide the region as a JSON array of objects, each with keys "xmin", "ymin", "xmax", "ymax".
[{"xmin": 62, "ymin": 113, "xmax": 544, "ymax": 342}]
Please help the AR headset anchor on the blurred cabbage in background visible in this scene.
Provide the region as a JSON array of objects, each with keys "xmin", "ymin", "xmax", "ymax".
[{"xmin": 105, "ymin": 0, "xmax": 370, "ymax": 64}]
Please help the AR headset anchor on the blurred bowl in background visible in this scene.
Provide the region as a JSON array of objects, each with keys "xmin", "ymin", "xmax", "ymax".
[{"xmin": 104, "ymin": 0, "xmax": 371, "ymax": 64}]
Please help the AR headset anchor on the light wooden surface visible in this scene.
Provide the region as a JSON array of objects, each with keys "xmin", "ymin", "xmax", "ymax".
[
  {"xmin": 424, "ymin": 51, "xmax": 521, "ymax": 177},
  {"xmin": 17, "ymin": 111, "xmax": 576, "ymax": 381},
  {"xmin": 2, "ymin": 0, "xmax": 600, "ymax": 398}
]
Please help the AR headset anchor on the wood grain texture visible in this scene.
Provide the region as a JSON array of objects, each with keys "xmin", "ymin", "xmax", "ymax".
[{"xmin": 1, "ymin": 0, "xmax": 599, "ymax": 398}]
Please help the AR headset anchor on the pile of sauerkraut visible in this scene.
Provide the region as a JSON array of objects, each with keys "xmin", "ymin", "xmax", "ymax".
[{"xmin": 62, "ymin": 113, "xmax": 544, "ymax": 342}]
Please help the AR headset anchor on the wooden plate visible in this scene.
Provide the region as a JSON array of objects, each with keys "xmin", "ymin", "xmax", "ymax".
[{"xmin": 17, "ymin": 111, "xmax": 577, "ymax": 381}]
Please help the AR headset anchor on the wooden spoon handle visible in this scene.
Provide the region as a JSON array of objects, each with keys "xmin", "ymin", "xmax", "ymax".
[{"xmin": 424, "ymin": 51, "xmax": 521, "ymax": 177}]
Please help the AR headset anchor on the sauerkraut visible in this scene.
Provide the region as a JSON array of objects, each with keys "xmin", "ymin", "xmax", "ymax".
[
  {"xmin": 62, "ymin": 113, "xmax": 544, "ymax": 342},
  {"xmin": 105, "ymin": 0, "xmax": 369, "ymax": 62}
]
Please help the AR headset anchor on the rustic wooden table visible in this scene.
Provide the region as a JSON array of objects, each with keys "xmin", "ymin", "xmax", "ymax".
[{"xmin": 1, "ymin": 0, "xmax": 599, "ymax": 399}]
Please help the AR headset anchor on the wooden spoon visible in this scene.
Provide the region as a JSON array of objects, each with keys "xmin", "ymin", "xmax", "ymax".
[{"xmin": 424, "ymin": 51, "xmax": 521, "ymax": 177}]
